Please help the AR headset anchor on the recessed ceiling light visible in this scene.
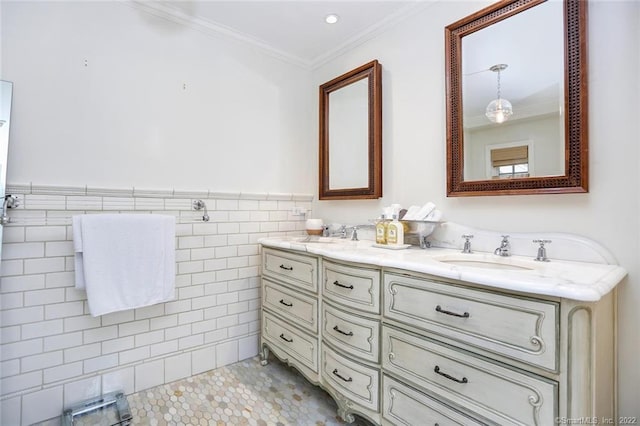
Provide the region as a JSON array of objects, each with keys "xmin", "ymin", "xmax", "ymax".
[{"xmin": 325, "ymin": 14, "xmax": 339, "ymax": 24}]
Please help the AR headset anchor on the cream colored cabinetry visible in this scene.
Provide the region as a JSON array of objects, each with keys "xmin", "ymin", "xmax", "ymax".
[
  {"xmin": 381, "ymin": 271, "xmax": 615, "ymax": 425},
  {"xmin": 260, "ymin": 247, "xmax": 616, "ymax": 425},
  {"xmin": 260, "ymin": 248, "xmax": 320, "ymax": 383},
  {"xmin": 320, "ymin": 259, "xmax": 382, "ymax": 424}
]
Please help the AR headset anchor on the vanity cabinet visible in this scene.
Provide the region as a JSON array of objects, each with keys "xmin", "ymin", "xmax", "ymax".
[
  {"xmin": 260, "ymin": 248, "xmax": 321, "ymax": 383},
  {"xmin": 260, "ymin": 246, "xmax": 617, "ymax": 426},
  {"xmin": 320, "ymin": 260, "xmax": 382, "ymax": 423},
  {"xmin": 382, "ymin": 272, "xmax": 559, "ymax": 424}
]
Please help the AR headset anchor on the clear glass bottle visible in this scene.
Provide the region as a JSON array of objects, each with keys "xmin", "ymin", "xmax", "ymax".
[
  {"xmin": 387, "ymin": 214, "xmax": 404, "ymax": 245},
  {"xmin": 375, "ymin": 215, "xmax": 388, "ymax": 244}
]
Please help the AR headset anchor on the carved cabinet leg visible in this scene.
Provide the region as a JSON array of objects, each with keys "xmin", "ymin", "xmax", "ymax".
[{"xmin": 260, "ymin": 344, "xmax": 270, "ymax": 366}]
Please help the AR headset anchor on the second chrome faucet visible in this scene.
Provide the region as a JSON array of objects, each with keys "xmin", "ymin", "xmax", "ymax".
[{"xmin": 494, "ymin": 235, "xmax": 511, "ymax": 257}]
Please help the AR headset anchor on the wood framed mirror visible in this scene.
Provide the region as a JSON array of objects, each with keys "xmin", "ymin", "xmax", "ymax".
[
  {"xmin": 445, "ymin": 0, "xmax": 588, "ymax": 196},
  {"xmin": 319, "ymin": 60, "xmax": 382, "ymax": 200}
]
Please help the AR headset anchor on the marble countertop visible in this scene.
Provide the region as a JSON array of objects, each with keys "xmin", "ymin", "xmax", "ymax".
[{"xmin": 259, "ymin": 236, "xmax": 627, "ymax": 302}]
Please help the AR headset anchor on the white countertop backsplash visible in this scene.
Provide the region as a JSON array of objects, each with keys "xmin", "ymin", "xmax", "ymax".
[{"xmin": 259, "ymin": 222, "xmax": 627, "ymax": 302}]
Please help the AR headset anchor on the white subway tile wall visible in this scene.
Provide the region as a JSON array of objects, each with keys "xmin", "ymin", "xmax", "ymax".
[{"xmin": 0, "ymin": 186, "xmax": 311, "ymax": 426}]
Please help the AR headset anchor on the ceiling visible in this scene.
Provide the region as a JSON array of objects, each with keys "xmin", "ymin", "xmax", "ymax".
[{"xmin": 135, "ymin": 1, "xmax": 425, "ymax": 68}]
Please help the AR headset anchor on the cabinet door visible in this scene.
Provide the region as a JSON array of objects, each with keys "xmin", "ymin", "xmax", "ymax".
[
  {"xmin": 263, "ymin": 312, "xmax": 319, "ymax": 372},
  {"xmin": 322, "ymin": 302, "xmax": 380, "ymax": 363},
  {"xmin": 382, "ymin": 375, "xmax": 484, "ymax": 426},
  {"xmin": 383, "ymin": 273, "xmax": 558, "ymax": 371},
  {"xmin": 382, "ymin": 326, "xmax": 557, "ymax": 426},
  {"xmin": 263, "ymin": 248, "xmax": 318, "ymax": 292},
  {"xmin": 323, "ymin": 260, "xmax": 380, "ymax": 314},
  {"xmin": 322, "ymin": 345, "xmax": 380, "ymax": 412},
  {"xmin": 263, "ymin": 278, "xmax": 318, "ymax": 333}
]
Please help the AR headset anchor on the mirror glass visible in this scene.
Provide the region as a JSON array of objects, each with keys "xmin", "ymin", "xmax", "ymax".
[
  {"xmin": 0, "ymin": 80, "xmax": 13, "ymax": 257},
  {"xmin": 445, "ymin": 0, "xmax": 588, "ymax": 196},
  {"xmin": 319, "ymin": 60, "xmax": 382, "ymax": 200},
  {"xmin": 328, "ymin": 78, "xmax": 369, "ymax": 189},
  {"xmin": 462, "ymin": 0, "xmax": 564, "ymax": 181}
]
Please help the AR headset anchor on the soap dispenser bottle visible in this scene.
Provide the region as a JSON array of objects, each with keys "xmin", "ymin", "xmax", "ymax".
[
  {"xmin": 375, "ymin": 214, "xmax": 388, "ymax": 244},
  {"xmin": 387, "ymin": 212, "xmax": 404, "ymax": 246}
]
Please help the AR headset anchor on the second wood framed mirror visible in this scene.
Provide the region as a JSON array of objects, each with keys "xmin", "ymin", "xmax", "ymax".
[
  {"xmin": 445, "ymin": 0, "xmax": 588, "ymax": 196},
  {"xmin": 319, "ymin": 60, "xmax": 382, "ymax": 200}
]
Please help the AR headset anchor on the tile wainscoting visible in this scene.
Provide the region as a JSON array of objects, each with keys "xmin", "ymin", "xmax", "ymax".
[{"xmin": 0, "ymin": 184, "xmax": 312, "ymax": 425}]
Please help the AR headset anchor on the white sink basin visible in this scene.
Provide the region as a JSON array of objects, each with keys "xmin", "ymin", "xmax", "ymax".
[{"xmin": 432, "ymin": 254, "xmax": 537, "ymax": 271}]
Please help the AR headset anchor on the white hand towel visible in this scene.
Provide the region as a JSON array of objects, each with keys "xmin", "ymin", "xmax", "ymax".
[
  {"xmin": 425, "ymin": 209, "xmax": 443, "ymax": 222},
  {"xmin": 72, "ymin": 214, "xmax": 175, "ymax": 316},
  {"xmin": 403, "ymin": 206, "xmax": 421, "ymax": 221},
  {"xmin": 416, "ymin": 202, "xmax": 436, "ymax": 220}
]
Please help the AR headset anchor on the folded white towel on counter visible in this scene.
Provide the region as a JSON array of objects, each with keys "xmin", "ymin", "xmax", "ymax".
[
  {"xmin": 415, "ymin": 202, "xmax": 436, "ymax": 220},
  {"xmin": 425, "ymin": 209, "xmax": 443, "ymax": 222},
  {"xmin": 72, "ymin": 214, "xmax": 175, "ymax": 317},
  {"xmin": 402, "ymin": 206, "xmax": 421, "ymax": 221}
]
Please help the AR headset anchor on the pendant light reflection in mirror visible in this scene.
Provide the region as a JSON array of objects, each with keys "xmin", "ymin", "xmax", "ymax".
[{"xmin": 485, "ymin": 64, "xmax": 513, "ymax": 124}]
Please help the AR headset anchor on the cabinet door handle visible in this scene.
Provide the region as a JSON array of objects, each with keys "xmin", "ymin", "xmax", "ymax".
[
  {"xmin": 332, "ymin": 325, "xmax": 354, "ymax": 337},
  {"xmin": 333, "ymin": 280, "xmax": 354, "ymax": 290},
  {"xmin": 435, "ymin": 305, "xmax": 470, "ymax": 318},
  {"xmin": 279, "ymin": 264, "xmax": 293, "ymax": 271},
  {"xmin": 332, "ymin": 369, "xmax": 353, "ymax": 383},
  {"xmin": 434, "ymin": 365, "xmax": 468, "ymax": 384},
  {"xmin": 279, "ymin": 334, "xmax": 293, "ymax": 343},
  {"xmin": 279, "ymin": 299, "xmax": 293, "ymax": 307}
]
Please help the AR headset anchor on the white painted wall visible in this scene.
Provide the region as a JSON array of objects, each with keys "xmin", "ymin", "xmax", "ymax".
[
  {"xmin": 1, "ymin": 0, "xmax": 638, "ymax": 419},
  {"xmin": 464, "ymin": 114, "xmax": 563, "ymax": 180},
  {"xmin": 0, "ymin": 1, "xmax": 314, "ymax": 194},
  {"xmin": 312, "ymin": 0, "xmax": 640, "ymax": 417}
]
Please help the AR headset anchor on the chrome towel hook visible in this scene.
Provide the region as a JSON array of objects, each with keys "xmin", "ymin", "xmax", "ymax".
[
  {"xmin": 193, "ymin": 199, "xmax": 210, "ymax": 222},
  {"xmin": 1, "ymin": 195, "xmax": 19, "ymax": 226}
]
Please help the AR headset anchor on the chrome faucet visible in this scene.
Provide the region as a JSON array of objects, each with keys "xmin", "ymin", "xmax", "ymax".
[
  {"xmin": 461, "ymin": 234, "xmax": 473, "ymax": 254},
  {"xmin": 494, "ymin": 235, "xmax": 511, "ymax": 257},
  {"xmin": 331, "ymin": 225, "xmax": 348, "ymax": 239},
  {"xmin": 533, "ymin": 239, "xmax": 552, "ymax": 262},
  {"xmin": 325, "ymin": 224, "xmax": 372, "ymax": 240}
]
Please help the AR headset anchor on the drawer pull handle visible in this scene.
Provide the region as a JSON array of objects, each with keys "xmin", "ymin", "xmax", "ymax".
[
  {"xmin": 435, "ymin": 305, "xmax": 470, "ymax": 318},
  {"xmin": 332, "ymin": 369, "xmax": 353, "ymax": 383},
  {"xmin": 333, "ymin": 280, "xmax": 354, "ymax": 290},
  {"xmin": 279, "ymin": 299, "xmax": 293, "ymax": 307},
  {"xmin": 279, "ymin": 334, "xmax": 293, "ymax": 343},
  {"xmin": 332, "ymin": 325, "xmax": 354, "ymax": 337},
  {"xmin": 279, "ymin": 264, "xmax": 293, "ymax": 271},
  {"xmin": 434, "ymin": 366, "xmax": 468, "ymax": 384}
]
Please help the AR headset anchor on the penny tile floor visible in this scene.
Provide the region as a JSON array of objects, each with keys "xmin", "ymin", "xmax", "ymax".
[{"xmin": 51, "ymin": 355, "xmax": 372, "ymax": 426}]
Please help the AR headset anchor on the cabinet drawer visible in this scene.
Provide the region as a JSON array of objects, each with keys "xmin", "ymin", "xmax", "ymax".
[
  {"xmin": 263, "ymin": 279, "xmax": 318, "ymax": 334},
  {"xmin": 383, "ymin": 273, "xmax": 558, "ymax": 371},
  {"xmin": 322, "ymin": 303, "xmax": 380, "ymax": 363},
  {"xmin": 262, "ymin": 312, "xmax": 318, "ymax": 372},
  {"xmin": 382, "ymin": 375, "xmax": 483, "ymax": 426},
  {"xmin": 262, "ymin": 248, "xmax": 318, "ymax": 292},
  {"xmin": 323, "ymin": 260, "xmax": 380, "ymax": 314},
  {"xmin": 382, "ymin": 326, "xmax": 557, "ymax": 425},
  {"xmin": 322, "ymin": 345, "xmax": 379, "ymax": 412}
]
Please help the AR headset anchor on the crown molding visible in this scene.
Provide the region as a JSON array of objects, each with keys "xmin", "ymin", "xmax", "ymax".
[
  {"xmin": 123, "ymin": 0, "xmax": 311, "ymax": 69},
  {"xmin": 309, "ymin": 1, "xmax": 433, "ymax": 69},
  {"xmin": 122, "ymin": 0, "xmax": 432, "ymax": 71}
]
